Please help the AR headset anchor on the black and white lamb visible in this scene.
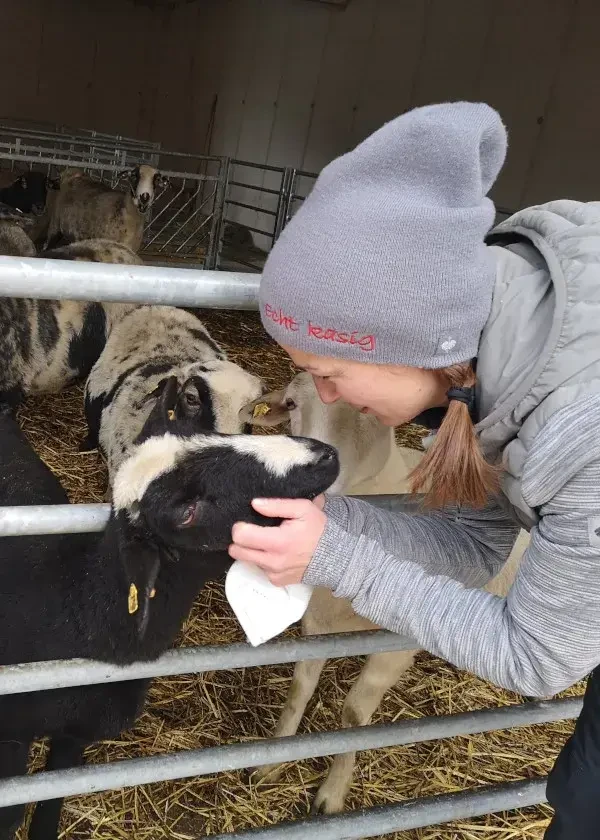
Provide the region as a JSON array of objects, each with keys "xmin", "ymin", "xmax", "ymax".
[
  {"xmin": 84, "ymin": 305, "xmax": 264, "ymax": 481},
  {"xmin": 0, "ymin": 379, "xmax": 339, "ymax": 840}
]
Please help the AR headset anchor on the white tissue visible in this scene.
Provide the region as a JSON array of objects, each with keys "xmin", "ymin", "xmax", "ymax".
[{"xmin": 225, "ymin": 560, "xmax": 313, "ymax": 647}]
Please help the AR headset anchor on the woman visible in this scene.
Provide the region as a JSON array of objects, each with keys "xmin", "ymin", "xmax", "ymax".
[{"xmin": 229, "ymin": 102, "xmax": 600, "ymax": 838}]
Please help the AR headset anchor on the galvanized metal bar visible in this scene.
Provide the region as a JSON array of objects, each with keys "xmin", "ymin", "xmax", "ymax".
[
  {"xmin": 0, "ymin": 496, "xmax": 417, "ymax": 538},
  {"xmin": 273, "ymin": 168, "xmax": 294, "ymax": 241},
  {"xmin": 282, "ymin": 168, "xmax": 298, "ymax": 230},
  {"xmin": 241, "ymin": 224, "xmax": 276, "ymax": 239},
  {"xmin": 0, "ymin": 631, "xmax": 418, "ymax": 695},
  {"xmin": 209, "ymin": 779, "xmax": 549, "ymax": 839},
  {"xmin": 0, "ymin": 152, "xmax": 220, "ymax": 182},
  {"xmin": 228, "ymin": 180, "xmax": 281, "ymax": 196},
  {"xmin": 232, "ymin": 159, "xmax": 286, "ymax": 174},
  {"xmin": 225, "ymin": 198, "xmax": 278, "ymax": 217},
  {"xmin": 0, "ymin": 699, "xmax": 579, "ymax": 807},
  {"xmin": 0, "ymin": 504, "xmax": 110, "ymax": 536},
  {"xmin": 0, "ymin": 257, "xmax": 260, "ymax": 309},
  {"xmin": 206, "ymin": 157, "xmax": 230, "ymax": 270}
]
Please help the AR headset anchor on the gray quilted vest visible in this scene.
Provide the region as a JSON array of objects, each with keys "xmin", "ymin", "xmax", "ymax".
[{"xmin": 476, "ymin": 200, "xmax": 600, "ymax": 529}]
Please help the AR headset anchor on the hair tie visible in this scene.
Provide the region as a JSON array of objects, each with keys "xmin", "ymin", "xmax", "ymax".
[{"xmin": 447, "ymin": 386, "xmax": 475, "ymax": 412}]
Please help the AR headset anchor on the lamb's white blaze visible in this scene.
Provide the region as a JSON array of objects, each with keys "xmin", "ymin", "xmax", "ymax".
[{"xmin": 113, "ymin": 432, "xmax": 321, "ymax": 512}]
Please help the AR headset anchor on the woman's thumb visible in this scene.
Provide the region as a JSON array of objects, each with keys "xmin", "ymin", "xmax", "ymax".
[{"xmin": 251, "ymin": 497, "xmax": 313, "ymax": 519}]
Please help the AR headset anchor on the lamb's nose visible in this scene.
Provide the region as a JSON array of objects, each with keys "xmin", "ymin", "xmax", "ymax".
[{"xmin": 316, "ymin": 445, "xmax": 337, "ymax": 463}]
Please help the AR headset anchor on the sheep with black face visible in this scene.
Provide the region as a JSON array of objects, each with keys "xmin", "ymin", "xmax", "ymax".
[
  {"xmin": 84, "ymin": 305, "xmax": 264, "ymax": 483},
  {"xmin": 0, "ymin": 383, "xmax": 338, "ymax": 840}
]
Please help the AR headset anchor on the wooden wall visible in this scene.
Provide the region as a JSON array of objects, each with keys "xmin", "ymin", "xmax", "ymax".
[
  {"xmin": 1, "ymin": 0, "xmax": 599, "ymax": 231},
  {"xmin": 0, "ymin": 0, "xmax": 223, "ymax": 153},
  {"xmin": 209, "ymin": 0, "xmax": 600, "ymax": 216}
]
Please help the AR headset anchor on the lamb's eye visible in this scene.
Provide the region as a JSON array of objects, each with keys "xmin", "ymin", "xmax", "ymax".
[{"xmin": 179, "ymin": 502, "xmax": 197, "ymax": 527}]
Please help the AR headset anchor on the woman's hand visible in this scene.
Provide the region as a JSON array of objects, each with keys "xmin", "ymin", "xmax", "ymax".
[{"xmin": 229, "ymin": 495, "xmax": 327, "ymax": 586}]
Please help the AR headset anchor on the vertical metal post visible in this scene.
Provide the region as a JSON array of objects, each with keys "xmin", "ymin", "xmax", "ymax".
[
  {"xmin": 283, "ymin": 168, "xmax": 298, "ymax": 230},
  {"xmin": 206, "ymin": 156, "xmax": 230, "ymax": 270},
  {"xmin": 273, "ymin": 167, "xmax": 294, "ymax": 242}
]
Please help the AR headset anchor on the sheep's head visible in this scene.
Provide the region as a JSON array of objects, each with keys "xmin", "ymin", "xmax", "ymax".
[
  {"xmin": 111, "ymin": 382, "xmax": 339, "ymax": 635},
  {"xmin": 122, "ymin": 165, "xmax": 169, "ymax": 213},
  {"xmin": 135, "ymin": 360, "xmax": 264, "ymax": 443},
  {"xmin": 240, "ymin": 371, "xmax": 330, "ymax": 436},
  {"xmin": 120, "ymin": 375, "xmax": 338, "ymax": 547}
]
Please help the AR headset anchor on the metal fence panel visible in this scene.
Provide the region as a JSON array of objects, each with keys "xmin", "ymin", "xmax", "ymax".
[
  {"xmin": 0, "ymin": 632, "xmax": 419, "ymax": 695},
  {"xmin": 0, "ymin": 130, "xmax": 225, "ymax": 265},
  {"xmin": 209, "ymin": 779, "xmax": 550, "ymax": 840},
  {"xmin": 0, "ymin": 699, "xmax": 580, "ymax": 808}
]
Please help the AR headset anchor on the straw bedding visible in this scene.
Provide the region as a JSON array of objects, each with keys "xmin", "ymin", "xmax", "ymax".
[{"xmin": 15, "ymin": 308, "xmax": 584, "ymax": 839}]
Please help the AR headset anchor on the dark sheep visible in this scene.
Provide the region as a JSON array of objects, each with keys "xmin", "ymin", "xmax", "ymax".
[
  {"xmin": 0, "ymin": 380, "xmax": 339, "ymax": 840},
  {"xmin": 0, "ymin": 171, "xmax": 48, "ymax": 215}
]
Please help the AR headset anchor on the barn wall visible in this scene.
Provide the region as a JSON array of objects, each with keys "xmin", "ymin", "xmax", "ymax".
[
  {"xmin": 208, "ymin": 0, "xmax": 599, "ymax": 216},
  {"xmin": 0, "ymin": 0, "xmax": 224, "ymax": 155},
  {"xmin": 1, "ymin": 0, "xmax": 598, "ymax": 219}
]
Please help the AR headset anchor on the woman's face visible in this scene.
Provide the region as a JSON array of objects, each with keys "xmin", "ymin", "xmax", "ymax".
[{"xmin": 282, "ymin": 346, "xmax": 448, "ymax": 427}]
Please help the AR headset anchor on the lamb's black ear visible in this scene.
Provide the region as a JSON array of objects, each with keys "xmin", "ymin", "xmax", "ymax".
[
  {"xmin": 135, "ymin": 376, "xmax": 179, "ymax": 443},
  {"xmin": 114, "ymin": 512, "xmax": 160, "ymax": 639}
]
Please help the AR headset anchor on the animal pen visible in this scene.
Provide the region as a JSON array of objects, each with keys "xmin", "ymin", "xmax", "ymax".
[
  {"xmin": 0, "ymin": 123, "xmax": 318, "ymax": 273},
  {"xmin": 0, "ymin": 125, "xmax": 578, "ymax": 839}
]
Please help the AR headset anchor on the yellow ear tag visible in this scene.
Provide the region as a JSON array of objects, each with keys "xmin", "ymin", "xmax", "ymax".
[
  {"xmin": 150, "ymin": 588, "xmax": 156, "ymax": 599},
  {"xmin": 167, "ymin": 409, "xmax": 176, "ymax": 421},
  {"xmin": 128, "ymin": 583, "xmax": 139, "ymax": 615},
  {"xmin": 253, "ymin": 403, "xmax": 271, "ymax": 419}
]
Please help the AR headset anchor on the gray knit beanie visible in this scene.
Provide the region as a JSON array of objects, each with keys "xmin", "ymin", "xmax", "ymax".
[{"xmin": 259, "ymin": 102, "xmax": 507, "ymax": 368}]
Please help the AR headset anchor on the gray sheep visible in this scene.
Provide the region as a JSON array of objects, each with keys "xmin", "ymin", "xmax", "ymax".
[{"xmin": 37, "ymin": 166, "xmax": 165, "ymax": 252}]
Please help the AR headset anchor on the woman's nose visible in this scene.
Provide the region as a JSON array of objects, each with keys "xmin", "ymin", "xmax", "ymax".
[{"xmin": 313, "ymin": 376, "xmax": 339, "ymax": 404}]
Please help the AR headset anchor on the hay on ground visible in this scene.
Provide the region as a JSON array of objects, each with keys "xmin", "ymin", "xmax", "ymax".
[{"xmin": 15, "ymin": 308, "xmax": 582, "ymax": 839}]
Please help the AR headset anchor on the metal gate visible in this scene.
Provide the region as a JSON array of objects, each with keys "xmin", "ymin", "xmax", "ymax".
[{"xmin": 0, "ymin": 255, "xmax": 580, "ymax": 838}]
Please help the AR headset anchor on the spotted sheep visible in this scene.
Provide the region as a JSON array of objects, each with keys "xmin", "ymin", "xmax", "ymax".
[
  {"xmin": 38, "ymin": 165, "xmax": 167, "ymax": 252},
  {"xmin": 0, "ymin": 380, "xmax": 339, "ymax": 840},
  {"xmin": 243, "ymin": 371, "xmax": 529, "ymax": 814},
  {"xmin": 83, "ymin": 305, "xmax": 265, "ymax": 484},
  {"xmin": 0, "ymin": 297, "xmax": 136, "ymax": 410},
  {"xmin": 42, "ymin": 238, "xmax": 143, "ymax": 265}
]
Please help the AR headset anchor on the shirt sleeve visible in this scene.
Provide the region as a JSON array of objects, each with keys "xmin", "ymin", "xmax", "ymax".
[{"xmin": 304, "ymin": 399, "xmax": 600, "ymax": 697}]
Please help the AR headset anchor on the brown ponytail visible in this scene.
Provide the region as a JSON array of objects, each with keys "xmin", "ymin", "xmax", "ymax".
[{"xmin": 409, "ymin": 363, "xmax": 499, "ymax": 509}]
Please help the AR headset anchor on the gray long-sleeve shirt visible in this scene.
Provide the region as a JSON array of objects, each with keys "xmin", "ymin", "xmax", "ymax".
[{"xmin": 304, "ymin": 396, "xmax": 600, "ymax": 698}]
